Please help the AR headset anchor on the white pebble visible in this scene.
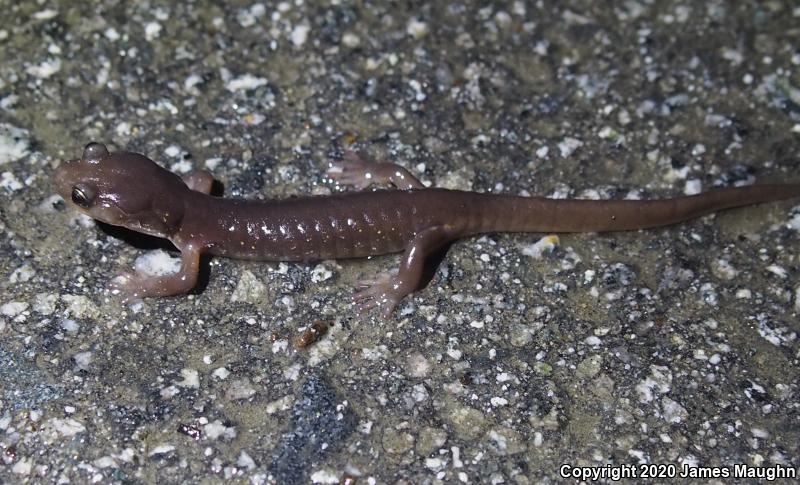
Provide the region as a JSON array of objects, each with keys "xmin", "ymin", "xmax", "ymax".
[
  {"xmin": 177, "ymin": 368, "xmax": 200, "ymax": 388},
  {"xmin": 557, "ymin": 137, "xmax": 583, "ymax": 157},
  {"xmin": 291, "ymin": 24, "xmax": 310, "ymax": 46},
  {"xmin": 26, "ymin": 58, "xmax": 61, "ymax": 78},
  {"xmin": 226, "ymin": 74, "xmax": 268, "ymax": 92},
  {"xmin": 0, "ymin": 123, "xmax": 31, "ymax": 164},
  {"xmin": 144, "ymin": 22, "xmax": 162, "ymax": 41},
  {"xmin": 213, "ymin": 367, "xmax": 230, "ymax": 380},
  {"xmin": 406, "ymin": 18, "xmax": 429, "ymax": 38},
  {"xmin": 684, "ymin": 179, "xmax": 702, "ymax": 195},
  {"xmin": 1, "ymin": 301, "xmax": 28, "ymax": 316}
]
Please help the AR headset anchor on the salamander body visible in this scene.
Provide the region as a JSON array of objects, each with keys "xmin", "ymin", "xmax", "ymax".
[{"xmin": 54, "ymin": 142, "xmax": 800, "ymax": 316}]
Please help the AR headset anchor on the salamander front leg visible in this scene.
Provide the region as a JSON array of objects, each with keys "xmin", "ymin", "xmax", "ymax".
[
  {"xmin": 353, "ymin": 225, "xmax": 455, "ymax": 318},
  {"xmin": 182, "ymin": 170, "xmax": 215, "ymax": 194},
  {"xmin": 109, "ymin": 243, "xmax": 202, "ymax": 302},
  {"xmin": 327, "ymin": 150, "xmax": 424, "ymax": 190}
]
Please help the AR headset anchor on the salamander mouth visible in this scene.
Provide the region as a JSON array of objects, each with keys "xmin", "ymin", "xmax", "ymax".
[
  {"xmin": 75, "ymin": 202, "xmax": 129, "ymax": 225},
  {"xmin": 70, "ymin": 204, "xmax": 168, "ymax": 238}
]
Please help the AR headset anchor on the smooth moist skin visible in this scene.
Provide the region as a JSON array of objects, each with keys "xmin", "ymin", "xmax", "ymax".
[{"xmin": 54, "ymin": 142, "xmax": 800, "ymax": 317}]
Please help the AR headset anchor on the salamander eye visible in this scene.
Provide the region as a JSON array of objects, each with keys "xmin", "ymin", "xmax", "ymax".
[
  {"xmin": 71, "ymin": 184, "xmax": 95, "ymax": 208},
  {"xmin": 82, "ymin": 142, "xmax": 109, "ymax": 163}
]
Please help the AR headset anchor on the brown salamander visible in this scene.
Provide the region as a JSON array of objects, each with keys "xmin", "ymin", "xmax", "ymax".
[{"xmin": 54, "ymin": 142, "xmax": 800, "ymax": 317}]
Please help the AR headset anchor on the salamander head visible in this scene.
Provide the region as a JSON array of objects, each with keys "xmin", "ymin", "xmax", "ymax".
[{"xmin": 54, "ymin": 142, "xmax": 189, "ymax": 238}]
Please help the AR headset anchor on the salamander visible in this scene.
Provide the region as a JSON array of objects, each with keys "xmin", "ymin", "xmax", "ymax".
[{"xmin": 53, "ymin": 142, "xmax": 800, "ymax": 317}]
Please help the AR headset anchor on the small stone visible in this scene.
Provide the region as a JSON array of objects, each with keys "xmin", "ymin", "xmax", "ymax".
[
  {"xmin": 381, "ymin": 427, "xmax": 414, "ymax": 455},
  {"xmin": 405, "ymin": 351, "xmax": 431, "ymax": 378},
  {"xmin": 203, "ymin": 420, "xmax": 236, "ymax": 440},
  {"xmin": 226, "ymin": 378, "xmax": 257, "ymax": 400},
  {"xmin": 447, "ymin": 406, "xmax": 487, "ymax": 440},
  {"xmin": 486, "ymin": 426, "xmax": 527, "ymax": 455},
  {"xmin": 406, "ymin": 18, "xmax": 429, "ymax": 39},
  {"xmin": 231, "ymin": 270, "xmax": 266, "ymax": 304},
  {"xmin": 416, "ymin": 427, "xmax": 447, "ymax": 455},
  {"xmin": 310, "ymin": 264, "xmax": 333, "ymax": 283},
  {"xmin": 177, "ymin": 368, "xmax": 200, "ymax": 388},
  {"xmin": 576, "ymin": 355, "xmax": 603, "ymax": 379}
]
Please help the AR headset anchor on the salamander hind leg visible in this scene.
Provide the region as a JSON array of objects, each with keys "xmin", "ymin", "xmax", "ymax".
[
  {"xmin": 327, "ymin": 150, "xmax": 424, "ymax": 190},
  {"xmin": 353, "ymin": 225, "xmax": 456, "ymax": 318},
  {"xmin": 109, "ymin": 244, "xmax": 202, "ymax": 302}
]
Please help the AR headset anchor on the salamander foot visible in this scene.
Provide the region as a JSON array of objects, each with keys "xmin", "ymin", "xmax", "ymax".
[
  {"xmin": 353, "ymin": 273, "xmax": 404, "ymax": 318},
  {"xmin": 108, "ymin": 271, "xmax": 148, "ymax": 303},
  {"xmin": 327, "ymin": 150, "xmax": 424, "ymax": 190}
]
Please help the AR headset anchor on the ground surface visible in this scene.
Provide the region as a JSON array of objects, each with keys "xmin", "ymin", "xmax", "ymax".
[{"xmin": 1, "ymin": 1, "xmax": 799, "ymax": 483}]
